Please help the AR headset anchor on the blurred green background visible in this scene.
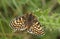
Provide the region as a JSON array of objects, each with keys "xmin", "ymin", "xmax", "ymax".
[{"xmin": 0, "ymin": 0, "xmax": 60, "ymax": 39}]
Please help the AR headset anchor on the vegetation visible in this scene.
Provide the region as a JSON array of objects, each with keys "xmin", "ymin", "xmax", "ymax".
[{"xmin": 0, "ymin": 0, "xmax": 60, "ymax": 39}]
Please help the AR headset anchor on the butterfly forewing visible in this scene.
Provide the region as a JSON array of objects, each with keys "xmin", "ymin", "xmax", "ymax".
[
  {"xmin": 10, "ymin": 16, "xmax": 27, "ymax": 31},
  {"xmin": 27, "ymin": 21, "xmax": 44, "ymax": 35}
]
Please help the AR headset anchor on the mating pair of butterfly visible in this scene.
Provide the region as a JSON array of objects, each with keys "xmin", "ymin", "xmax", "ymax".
[{"xmin": 9, "ymin": 13, "xmax": 45, "ymax": 35}]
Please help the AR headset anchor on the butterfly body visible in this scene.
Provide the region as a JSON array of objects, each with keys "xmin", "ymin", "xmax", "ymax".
[{"xmin": 9, "ymin": 13, "xmax": 45, "ymax": 35}]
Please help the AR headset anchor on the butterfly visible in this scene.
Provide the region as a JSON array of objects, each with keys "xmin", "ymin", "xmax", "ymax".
[{"xmin": 9, "ymin": 13, "xmax": 45, "ymax": 35}]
